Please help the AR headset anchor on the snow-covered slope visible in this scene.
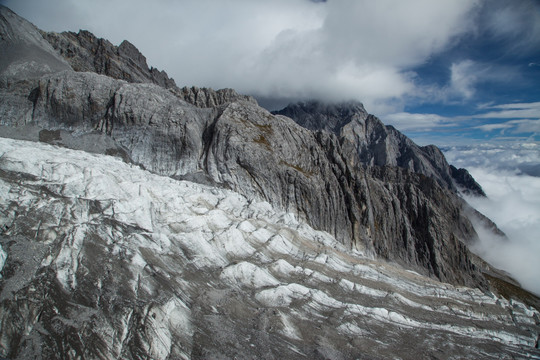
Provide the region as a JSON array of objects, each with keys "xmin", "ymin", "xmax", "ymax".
[{"xmin": 1, "ymin": 137, "xmax": 539, "ymax": 359}]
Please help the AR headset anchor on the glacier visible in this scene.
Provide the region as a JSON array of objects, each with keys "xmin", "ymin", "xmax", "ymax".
[{"xmin": 1, "ymin": 137, "xmax": 539, "ymax": 359}]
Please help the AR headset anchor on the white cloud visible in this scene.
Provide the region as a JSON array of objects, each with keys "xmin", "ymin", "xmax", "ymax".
[
  {"xmin": 3, "ymin": 0, "xmax": 480, "ymax": 112},
  {"xmin": 383, "ymin": 112, "xmax": 450, "ymax": 131},
  {"xmin": 473, "ymin": 123, "xmax": 511, "ymax": 132},
  {"xmin": 444, "ymin": 144, "xmax": 540, "ymax": 295},
  {"xmin": 444, "ymin": 142, "xmax": 540, "ymax": 171},
  {"xmin": 469, "ymin": 102, "xmax": 540, "ymax": 137},
  {"xmin": 442, "ymin": 60, "xmax": 523, "ymax": 102},
  {"xmin": 449, "ymin": 60, "xmax": 478, "ymax": 99},
  {"xmin": 477, "ymin": 102, "xmax": 540, "ymax": 119},
  {"xmin": 475, "ymin": 119, "xmax": 540, "ymax": 134},
  {"xmin": 396, "ymin": 100, "xmax": 540, "ymax": 145},
  {"xmin": 464, "ymin": 168, "xmax": 540, "ymax": 296}
]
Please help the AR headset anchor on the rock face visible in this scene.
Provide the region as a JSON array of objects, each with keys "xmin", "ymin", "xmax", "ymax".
[
  {"xmin": 273, "ymin": 101, "xmax": 485, "ymax": 196},
  {"xmin": 42, "ymin": 30, "xmax": 177, "ymax": 89},
  {"xmin": 450, "ymin": 164, "xmax": 487, "ymax": 196},
  {"xmin": 177, "ymin": 86, "xmax": 258, "ymax": 108},
  {"xmin": 41, "ymin": 29, "xmax": 258, "ymax": 109},
  {"xmin": 1, "ymin": 6, "xmax": 539, "ymax": 359},
  {"xmin": 0, "ymin": 7, "xmax": 71, "ymax": 86}
]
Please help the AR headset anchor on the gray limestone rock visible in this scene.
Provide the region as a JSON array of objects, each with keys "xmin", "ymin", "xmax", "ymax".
[
  {"xmin": 176, "ymin": 86, "xmax": 258, "ymax": 108},
  {"xmin": 40, "ymin": 30, "xmax": 257, "ymax": 110},
  {"xmin": 42, "ymin": 29, "xmax": 177, "ymax": 89},
  {"xmin": 273, "ymin": 101, "xmax": 486, "ymax": 197},
  {"xmin": 0, "ymin": 7, "xmax": 71, "ymax": 87},
  {"xmin": 0, "ymin": 6, "xmax": 72, "ymax": 130}
]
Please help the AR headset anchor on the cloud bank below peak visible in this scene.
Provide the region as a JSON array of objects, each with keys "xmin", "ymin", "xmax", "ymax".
[{"xmin": 442, "ymin": 144, "xmax": 540, "ymax": 296}]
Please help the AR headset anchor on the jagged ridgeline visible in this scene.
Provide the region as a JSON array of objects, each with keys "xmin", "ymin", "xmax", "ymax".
[{"xmin": 1, "ymin": 5, "xmax": 539, "ymax": 359}]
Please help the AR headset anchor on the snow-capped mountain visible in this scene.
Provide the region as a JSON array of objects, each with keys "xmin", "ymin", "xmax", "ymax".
[{"xmin": 0, "ymin": 5, "xmax": 539, "ymax": 359}]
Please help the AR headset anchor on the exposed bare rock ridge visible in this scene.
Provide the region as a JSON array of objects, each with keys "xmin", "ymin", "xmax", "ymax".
[
  {"xmin": 42, "ymin": 29, "xmax": 177, "ymax": 89},
  {"xmin": 273, "ymin": 101, "xmax": 486, "ymax": 197},
  {"xmin": 177, "ymin": 86, "xmax": 258, "ymax": 108},
  {"xmin": 450, "ymin": 164, "xmax": 487, "ymax": 196},
  {"xmin": 41, "ymin": 29, "xmax": 257, "ymax": 109}
]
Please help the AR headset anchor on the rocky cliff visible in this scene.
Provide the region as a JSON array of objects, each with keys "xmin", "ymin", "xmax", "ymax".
[
  {"xmin": 42, "ymin": 29, "xmax": 177, "ymax": 89},
  {"xmin": 1, "ymin": 6, "xmax": 539, "ymax": 359},
  {"xmin": 42, "ymin": 29, "xmax": 258, "ymax": 109},
  {"xmin": 273, "ymin": 101, "xmax": 485, "ymax": 196}
]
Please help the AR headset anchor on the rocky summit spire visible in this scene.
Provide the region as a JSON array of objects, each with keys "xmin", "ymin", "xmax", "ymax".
[{"xmin": 42, "ymin": 29, "xmax": 177, "ymax": 89}]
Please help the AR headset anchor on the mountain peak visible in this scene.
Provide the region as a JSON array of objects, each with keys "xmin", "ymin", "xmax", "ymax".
[
  {"xmin": 41, "ymin": 28, "xmax": 177, "ymax": 89},
  {"xmin": 274, "ymin": 100, "xmax": 486, "ymax": 197},
  {"xmin": 273, "ymin": 100, "xmax": 368, "ymax": 133}
]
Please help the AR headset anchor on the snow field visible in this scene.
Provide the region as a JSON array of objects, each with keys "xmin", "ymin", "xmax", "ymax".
[{"xmin": 1, "ymin": 137, "xmax": 539, "ymax": 350}]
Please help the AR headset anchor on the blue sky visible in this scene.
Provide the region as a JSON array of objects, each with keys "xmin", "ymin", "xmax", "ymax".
[
  {"xmin": 2, "ymin": 0, "xmax": 540, "ymax": 147},
  {"xmin": 391, "ymin": 0, "xmax": 540, "ymax": 146}
]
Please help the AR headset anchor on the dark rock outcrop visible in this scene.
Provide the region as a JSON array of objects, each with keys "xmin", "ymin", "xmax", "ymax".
[
  {"xmin": 450, "ymin": 165, "xmax": 486, "ymax": 196},
  {"xmin": 273, "ymin": 101, "xmax": 486, "ymax": 197}
]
